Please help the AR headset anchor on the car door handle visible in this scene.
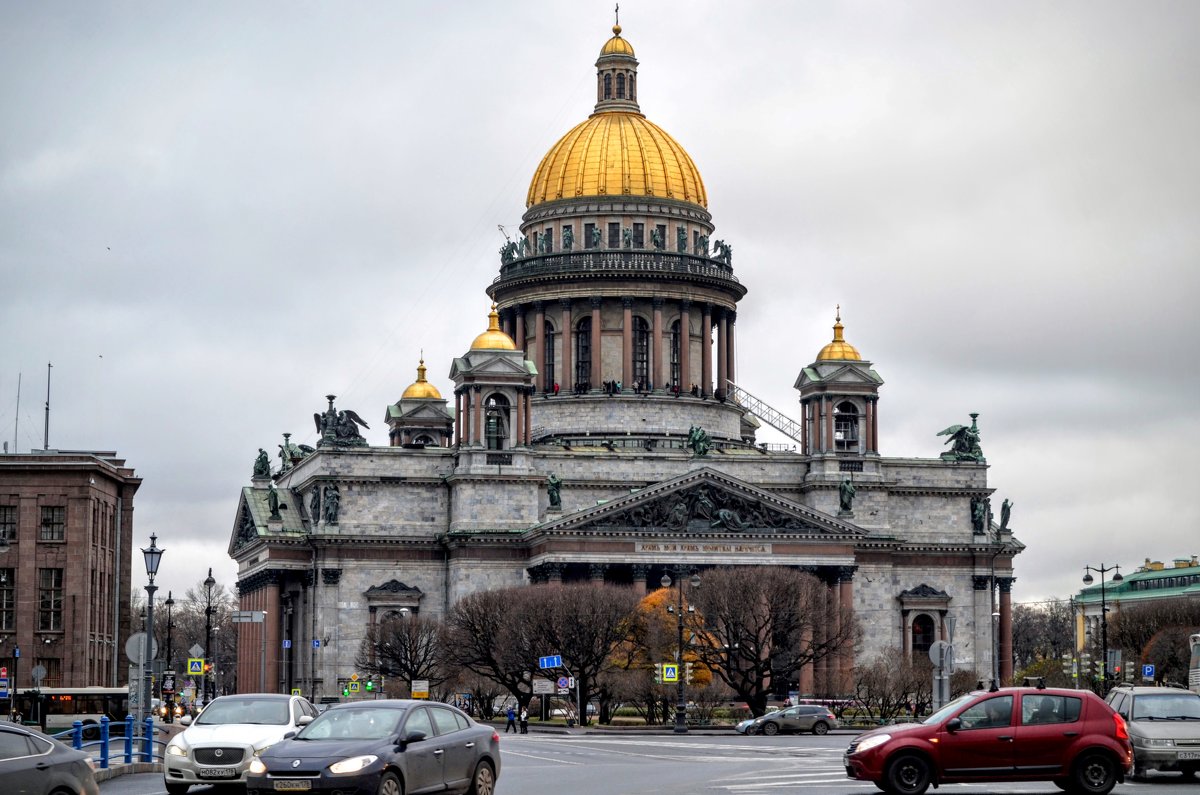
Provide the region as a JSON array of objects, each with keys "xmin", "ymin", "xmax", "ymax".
[
  {"xmin": 998, "ymin": 736, "xmax": 1013, "ymax": 742},
  {"xmin": 434, "ymin": 749, "xmax": 444, "ymax": 756},
  {"xmin": 465, "ymin": 742, "xmax": 476, "ymax": 748},
  {"xmin": 1063, "ymin": 731, "xmax": 1079, "ymax": 736},
  {"xmin": 36, "ymin": 763, "xmax": 51, "ymax": 770}
]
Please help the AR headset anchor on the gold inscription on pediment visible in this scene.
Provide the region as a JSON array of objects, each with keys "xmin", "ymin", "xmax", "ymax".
[{"xmin": 636, "ymin": 542, "xmax": 770, "ymax": 554}]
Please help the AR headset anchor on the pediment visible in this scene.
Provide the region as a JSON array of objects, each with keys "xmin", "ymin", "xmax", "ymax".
[
  {"xmin": 229, "ymin": 485, "xmax": 306, "ymax": 556},
  {"xmin": 794, "ymin": 363, "xmax": 883, "ymax": 390},
  {"xmin": 392, "ymin": 403, "xmax": 453, "ymax": 421},
  {"xmin": 450, "ymin": 353, "xmax": 533, "ymax": 380},
  {"xmin": 365, "ymin": 579, "xmax": 423, "ymax": 598},
  {"xmin": 534, "ymin": 468, "xmax": 864, "ymax": 536}
]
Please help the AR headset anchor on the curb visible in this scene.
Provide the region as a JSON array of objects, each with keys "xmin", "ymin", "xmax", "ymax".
[{"xmin": 94, "ymin": 762, "xmax": 161, "ymax": 782}]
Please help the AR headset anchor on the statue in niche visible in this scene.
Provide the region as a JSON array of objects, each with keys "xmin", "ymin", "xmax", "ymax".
[
  {"xmin": 937, "ymin": 413, "xmax": 984, "ymax": 462},
  {"xmin": 309, "ymin": 486, "xmax": 322, "ymax": 521},
  {"xmin": 711, "ymin": 507, "xmax": 747, "ymax": 531},
  {"xmin": 713, "ymin": 239, "xmax": 733, "ymax": 265},
  {"xmin": 622, "ymin": 227, "xmax": 633, "ymax": 248},
  {"xmin": 839, "ymin": 477, "xmax": 856, "ymax": 512},
  {"xmin": 253, "ymin": 448, "xmax": 271, "ymax": 479},
  {"xmin": 650, "ymin": 228, "xmax": 663, "ymax": 250},
  {"xmin": 517, "ymin": 237, "xmax": 528, "ymax": 257},
  {"xmin": 590, "ymin": 226, "xmax": 602, "ymax": 248},
  {"xmin": 686, "ymin": 425, "xmax": 712, "ymax": 457},
  {"xmin": 547, "ymin": 474, "xmax": 562, "ymax": 509},
  {"xmin": 1000, "ymin": 498, "xmax": 1012, "ymax": 532},
  {"xmin": 315, "ymin": 395, "xmax": 370, "ymax": 447},
  {"xmin": 267, "ymin": 483, "xmax": 281, "ymax": 520},
  {"xmin": 695, "ymin": 234, "xmax": 709, "ymax": 256},
  {"xmin": 971, "ymin": 497, "xmax": 989, "ymax": 534},
  {"xmin": 562, "ymin": 227, "xmax": 574, "ymax": 252},
  {"xmin": 677, "ymin": 227, "xmax": 687, "ymax": 253},
  {"xmin": 324, "ymin": 484, "xmax": 341, "ymax": 524}
]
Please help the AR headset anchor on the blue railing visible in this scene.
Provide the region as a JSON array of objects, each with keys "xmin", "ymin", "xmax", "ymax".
[{"xmin": 53, "ymin": 715, "xmax": 165, "ymax": 767}]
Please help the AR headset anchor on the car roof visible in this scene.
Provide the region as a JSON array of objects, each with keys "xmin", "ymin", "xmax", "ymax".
[
  {"xmin": 1112, "ymin": 685, "xmax": 1198, "ymax": 695},
  {"xmin": 324, "ymin": 699, "xmax": 436, "ymax": 711}
]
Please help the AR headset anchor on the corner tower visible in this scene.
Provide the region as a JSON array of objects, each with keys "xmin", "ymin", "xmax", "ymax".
[{"xmin": 488, "ymin": 21, "xmax": 748, "ymax": 446}]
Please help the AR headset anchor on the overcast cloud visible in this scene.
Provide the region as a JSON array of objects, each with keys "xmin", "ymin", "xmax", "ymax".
[{"xmin": 2, "ymin": 1, "xmax": 1197, "ymax": 607}]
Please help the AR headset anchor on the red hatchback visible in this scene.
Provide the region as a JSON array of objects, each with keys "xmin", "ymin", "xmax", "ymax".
[{"xmin": 844, "ymin": 686, "xmax": 1132, "ymax": 795}]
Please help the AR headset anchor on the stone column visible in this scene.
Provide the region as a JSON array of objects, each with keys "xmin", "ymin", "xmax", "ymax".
[
  {"xmin": 590, "ymin": 297, "xmax": 602, "ymax": 390},
  {"xmin": 560, "ymin": 299, "xmax": 572, "ymax": 392},
  {"xmin": 524, "ymin": 389, "xmax": 532, "ymax": 444},
  {"xmin": 679, "ymin": 300, "xmax": 691, "ymax": 391},
  {"xmin": 716, "ymin": 309, "xmax": 728, "ymax": 397},
  {"xmin": 798, "ymin": 624, "xmax": 814, "ymax": 695},
  {"xmin": 871, "ymin": 397, "xmax": 880, "ymax": 452},
  {"xmin": 800, "ymin": 400, "xmax": 809, "ymax": 455},
  {"xmin": 514, "ymin": 304, "xmax": 524, "ymax": 353},
  {"xmin": 454, "ymin": 392, "xmax": 462, "ymax": 446},
  {"xmin": 838, "ymin": 569, "xmax": 855, "ymax": 694},
  {"xmin": 814, "ymin": 587, "xmax": 829, "ymax": 696},
  {"xmin": 652, "ymin": 298, "xmax": 664, "ymax": 389},
  {"xmin": 902, "ymin": 610, "xmax": 912, "ymax": 656},
  {"xmin": 727, "ymin": 310, "xmax": 737, "ymax": 386},
  {"xmin": 865, "ymin": 397, "xmax": 875, "ymax": 454},
  {"xmin": 514, "ymin": 387, "xmax": 524, "ymax": 447},
  {"xmin": 812, "ymin": 399, "xmax": 822, "ymax": 453},
  {"xmin": 472, "ymin": 386, "xmax": 483, "ymax": 446},
  {"xmin": 500, "ymin": 308, "xmax": 512, "ymax": 338},
  {"xmin": 701, "ymin": 304, "xmax": 713, "ymax": 395},
  {"xmin": 589, "ymin": 563, "xmax": 607, "ymax": 583},
  {"xmin": 622, "ymin": 297, "xmax": 633, "ymax": 388},
  {"xmin": 828, "ymin": 576, "xmax": 842, "ymax": 694},
  {"xmin": 631, "ymin": 564, "xmax": 650, "ymax": 596},
  {"xmin": 546, "ymin": 563, "xmax": 564, "ymax": 584},
  {"xmin": 534, "ymin": 301, "xmax": 546, "ymax": 392},
  {"xmin": 825, "ymin": 396, "xmax": 834, "ymax": 452},
  {"xmin": 998, "ymin": 577, "xmax": 1015, "ymax": 684}
]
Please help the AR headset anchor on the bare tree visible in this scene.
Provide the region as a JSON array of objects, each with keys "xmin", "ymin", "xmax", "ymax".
[
  {"xmin": 355, "ymin": 612, "xmax": 455, "ymax": 695},
  {"xmin": 1011, "ymin": 599, "xmax": 1074, "ymax": 672},
  {"xmin": 1110, "ymin": 600, "xmax": 1200, "ymax": 683},
  {"xmin": 446, "ymin": 587, "xmax": 543, "ymax": 711}
]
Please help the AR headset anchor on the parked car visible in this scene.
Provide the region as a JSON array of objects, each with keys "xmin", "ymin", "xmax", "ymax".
[
  {"xmin": 246, "ymin": 699, "xmax": 500, "ymax": 795},
  {"xmin": 1104, "ymin": 684, "xmax": 1200, "ymax": 780},
  {"xmin": 844, "ymin": 685, "xmax": 1131, "ymax": 795},
  {"xmin": 164, "ymin": 692, "xmax": 320, "ymax": 794},
  {"xmin": 736, "ymin": 705, "xmax": 838, "ymax": 736},
  {"xmin": 0, "ymin": 721, "xmax": 99, "ymax": 795}
]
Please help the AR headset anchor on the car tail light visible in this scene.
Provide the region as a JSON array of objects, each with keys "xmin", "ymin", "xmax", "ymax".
[
  {"xmin": 492, "ymin": 730, "xmax": 501, "ymax": 743},
  {"xmin": 1113, "ymin": 713, "xmax": 1128, "ymax": 741}
]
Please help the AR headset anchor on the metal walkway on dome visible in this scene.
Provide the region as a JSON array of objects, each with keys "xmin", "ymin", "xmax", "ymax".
[{"xmin": 726, "ymin": 381, "xmax": 803, "ymax": 445}]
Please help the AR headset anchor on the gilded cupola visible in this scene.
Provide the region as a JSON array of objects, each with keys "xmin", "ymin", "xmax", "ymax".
[
  {"xmin": 816, "ymin": 308, "xmax": 863, "ymax": 362},
  {"xmin": 400, "ymin": 356, "xmax": 442, "ymax": 400},
  {"xmin": 470, "ymin": 304, "xmax": 517, "ymax": 351}
]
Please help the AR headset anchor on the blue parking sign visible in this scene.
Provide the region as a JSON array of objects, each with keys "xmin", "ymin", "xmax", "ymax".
[{"xmin": 1142, "ymin": 663, "xmax": 1155, "ymax": 680}]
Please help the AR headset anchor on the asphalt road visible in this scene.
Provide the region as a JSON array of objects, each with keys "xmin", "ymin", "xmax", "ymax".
[{"xmin": 99, "ymin": 731, "xmax": 1198, "ymax": 795}]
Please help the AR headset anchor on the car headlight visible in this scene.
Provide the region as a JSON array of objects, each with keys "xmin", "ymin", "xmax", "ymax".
[
  {"xmin": 853, "ymin": 734, "xmax": 892, "ymax": 754},
  {"xmin": 1137, "ymin": 737, "xmax": 1175, "ymax": 747},
  {"xmin": 248, "ymin": 758, "xmax": 268, "ymax": 774},
  {"xmin": 166, "ymin": 743, "xmax": 188, "ymax": 757},
  {"xmin": 329, "ymin": 755, "xmax": 379, "ymax": 774}
]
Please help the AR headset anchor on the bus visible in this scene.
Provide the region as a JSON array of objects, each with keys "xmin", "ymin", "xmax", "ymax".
[{"xmin": 11, "ymin": 686, "xmax": 129, "ymax": 738}]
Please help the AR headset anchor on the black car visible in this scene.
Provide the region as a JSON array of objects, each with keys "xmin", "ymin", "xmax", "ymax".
[
  {"xmin": 0, "ymin": 721, "xmax": 99, "ymax": 795},
  {"xmin": 246, "ymin": 699, "xmax": 500, "ymax": 795}
]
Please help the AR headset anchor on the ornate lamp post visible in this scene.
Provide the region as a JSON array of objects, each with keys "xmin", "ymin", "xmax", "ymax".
[
  {"xmin": 1082, "ymin": 563, "xmax": 1122, "ymax": 691},
  {"xmin": 163, "ymin": 590, "xmax": 175, "ymax": 722},
  {"xmin": 141, "ymin": 534, "xmax": 164, "ymax": 724},
  {"xmin": 660, "ymin": 568, "xmax": 700, "ymax": 734},
  {"xmin": 203, "ymin": 568, "xmax": 215, "ymax": 704}
]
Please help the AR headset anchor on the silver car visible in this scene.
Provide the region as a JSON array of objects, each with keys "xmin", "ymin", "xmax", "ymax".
[
  {"xmin": 164, "ymin": 693, "xmax": 320, "ymax": 794},
  {"xmin": 741, "ymin": 705, "xmax": 839, "ymax": 736},
  {"xmin": 1105, "ymin": 685, "xmax": 1200, "ymax": 780}
]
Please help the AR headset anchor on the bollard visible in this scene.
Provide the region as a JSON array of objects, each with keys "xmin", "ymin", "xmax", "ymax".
[
  {"xmin": 73, "ymin": 720, "xmax": 83, "ymax": 750},
  {"xmin": 124, "ymin": 715, "xmax": 134, "ymax": 764},
  {"xmin": 99, "ymin": 716, "xmax": 110, "ymax": 769},
  {"xmin": 142, "ymin": 716, "xmax": 154, "ymax": 762}
]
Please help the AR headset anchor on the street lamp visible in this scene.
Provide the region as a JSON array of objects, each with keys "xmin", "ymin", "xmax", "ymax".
[
  {"xmin": 1082, "ymin": 564, "xmax": 1122, "ymax": 691},
  {"xmin": 164, "ymin": 590, "xmax": 175, "ymax": 722},
  {"xmin": 203, "ymin": 568, "xmax": 215, "ymax": 704},
  {"xmin": 660, "ymin": 568, "xmax": 700, "ymax": 734},
  {"xmin": 141, "ymin": 533, "xmax": 163, "ymax": 724}
]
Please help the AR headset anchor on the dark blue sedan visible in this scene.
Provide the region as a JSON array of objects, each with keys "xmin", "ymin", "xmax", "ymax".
[{"xmin": 246, "ymin": 699, "xmax": 500, "ymax": 795}]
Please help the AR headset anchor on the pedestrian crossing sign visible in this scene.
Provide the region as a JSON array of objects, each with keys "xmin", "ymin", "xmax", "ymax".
[
  {"xmin": 348, "ymin": 681, "xmax": 361, "ymax": 693},
  {"xmin": 662, "ymin": 663, "xmax": 679, "ymax": 682},
  {"xmin": 188, "ymin": 658, "xmax": 204, "ymax": 674}
]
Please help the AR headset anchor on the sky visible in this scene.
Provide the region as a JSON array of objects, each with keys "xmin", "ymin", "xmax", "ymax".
[{"xmin": 2, "ymin": 1, "xmax": 1197, "ymax": 607}]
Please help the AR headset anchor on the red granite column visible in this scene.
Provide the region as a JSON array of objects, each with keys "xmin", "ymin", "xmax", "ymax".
[
  {"xmin": 590, "ymin": 298, "xmax": 602, "ymax": 389},
  {"xmin": 560, "ymin": 299, "xmax": 572, "ymax": 392},
  {"xmin": 652, "ymin": 298, "xmax": 664, "ymax": 389},
  {"xmin": 454, "ymin": 392, "xmax": 462, "ymax": 446},
  {"xmin": 872, "ymin": 398, "xmax": 880, "ymax": 452},
  {"xmin": 500, "ymin": 309, "xmax": 512, "ymax": 338},
  {"xmin": 514, "ymin": 304, "xmax": 525, "ymax": 353},
  {"xmin": 631, "ymin": 564, "xmax": 649, "ymax": 596},
  {"xmin": 825, "ymin": 396, "xmax": 834, "ymax": 452},
  {"xmin": 701, "ymin": 304, "xmax": 713, "ymax": 395},
  {"xmin": 813, "ymin": 399, "xmax": 823, "ymax": 453},
  {"xmin": 864, "ymin": 398, "xmax": 875, "ymax": 454},
  {"xmin": 514, "ymin": 388, "xmax": 524, "ymax": 447},
  {"xmin": 839, "ymin": 573, "xmax": 854, "ymax": 695},
  {"xmin": 524, "ymin": 389, "xmax": 532, "ymax": 444},
  {"xmin": 800, "ymin": 400, "xmax": 809, "ymax": 454},
  {"xmin": 828, "ymin": 577, "xmax": 842, "ymax": 694},
  {"xmin": 716, "ymin": 310, "xmax": 728, "ymax": 397},
  {"xmin": 999, "ymin": 577, "xmax": 1014, "ymax": 684},
  {"xmin": 679, "ymin": 300, "xmax": 691, "ymax": 391},
  {"xmin": 727, "ymin": 311, "xmax": 736, "ymax": 387},
  {"xmin": 798, "ymin": 624, "xmax": 814, "ymax": 695},
  {"xmin": 622, "ymin": 298, "xmax": 633, "ymax": 388},
  {"xmin": 472, "ymin": 387, "xmax": 483, "ymax": 446},
  {"xmin": 534, "ymin": 302, "xmax": 545, "ymax": 392}
]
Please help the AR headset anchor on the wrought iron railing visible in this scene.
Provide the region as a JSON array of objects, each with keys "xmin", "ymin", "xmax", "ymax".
[{"xmin": 492, "ymin": 250, "xmax": 740, "ymax": 285}]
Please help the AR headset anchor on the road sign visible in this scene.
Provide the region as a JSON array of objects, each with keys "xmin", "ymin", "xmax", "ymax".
[
  {"xmin": 1142, "ymin": 663, "xmax": 1155, "ymax": 680},
  {"xmin": 351, "ymin": 673, "xmax": 359, "ymax": 681},
  {"xmin": 188, "ymin": 658, "xmax": 204, "ymax": 675},
  {"xmin": 282, "ymin": 639, "xmax": 292, "ymax": 649},
  {"xmin": 1, "ymin": 666, "xmax": 7, "ymax": 677},
  {"xmin": 189, "ymin": 644, "xmax": 204, "ymax": 658},
  {"xmin": 556, "ymin": 676, "xmax": 570, "ymax": 689},
  {"xmin": 232, "ymin": 610, "xmax": 265, "ymax": 623},
  {"xmin": 125, "ymin": 632, "xmax": 158, "ymax": 663},
  {"xmin": 557, "ymin": 688, "xmax": 569, "ymax": 695},
  {"xmin": 532, "ymin": 679, "xmax": 554, "ymax": 694},
  {"xmin": 348, "ymin": 681, "xmax": 360, "ymax": 693},
  {"xmin": 291, "ymin": 688, "xmax": 302, "ymax": 696},
  {"xmin": 411, "ymin": 680, "xmax": 430, "ymax": 699},
  {"xmin": 662, "ymin": 663, "xmax": 679, "ymax": 682},
  {"xmin": 0, "ymin": 678, "xmax": 8, "ymax": 699},
  {"xmin": 538, "ymin": 655, "xmax": 563, "ymax": 669}
]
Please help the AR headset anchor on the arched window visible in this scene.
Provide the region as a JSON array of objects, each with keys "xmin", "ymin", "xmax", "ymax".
[
  {"xmin": 633, "ymin": 317, "xmax": 650, "ymax": 386},
  {"xmin": 484, "ymin": 395, "xmax": 511, "ymax": 450},
  {"xmin": 544, "ymin": 320, "xmax": 556, "ymax": 392},
  {"xmin": 912, "ymin": 614, "xmax": 936, "ymax": 656},
  {"xmin": 834, "ymin": 401, "xmax": 860, "ymax": 452},
  {"xmin": 616, "ymin": 73, "xmax": 625, "ymax": 98},
  {"xmin": 575, "ymin": 317, "xmax": 592, "ymax": 390},
  {"xmin": 670, "ymin": 320, "xmax": 682, "ymax": 389},
  {"xmin": 604, "ymin": 74, "xmax": 612, "ymax": 99},
  {"xmin": 413, "ymin": 434, "xmax": 435, "ymax": 446},
  {"xmin": 629, "ymin": 74, "xmax": 635, "ymax": 100}
]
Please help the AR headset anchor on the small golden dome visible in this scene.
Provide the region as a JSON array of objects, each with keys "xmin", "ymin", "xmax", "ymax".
[
  {"xmin": 816, "ymin": 307, "xmax": 862, "ymax": 361},
  {"xmin": 401, "ymin": 356, "xmax": 442, "ymax": 400},
  {"xmin": 470, "ymin": 304, "xmax": 517, "ymax": 351},
  {"xmin": 600, "ymin": 25, "xmax": 635, "ymax": 56},
  {"xmin": 527, "ymin": 112, "xmax": 707, "ymax": 208}
]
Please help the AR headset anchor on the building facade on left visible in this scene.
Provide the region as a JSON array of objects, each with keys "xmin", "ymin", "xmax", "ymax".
[{"xmin": 0, "ymin": 450, "xmax": 141, "ymax": 688}]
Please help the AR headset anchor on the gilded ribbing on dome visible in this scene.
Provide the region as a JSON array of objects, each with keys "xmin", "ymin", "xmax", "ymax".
[
  {"xmin": 600, "ymin": 24, "xmax": 634, "ymax": 56},
  {"xmin": 401, "ymin": 356, "xmax": 442, "ymax": 400},
  {"xmin": 470, "ymin": 304, "xmax": 517, "ymax": 351},
  {"xmin": 816, "ymin": 307, "xmax": 862, "ymax": 361},
  {"xmin": 526, "ymin": 113, "xmax": 707, "ymax": 208}
]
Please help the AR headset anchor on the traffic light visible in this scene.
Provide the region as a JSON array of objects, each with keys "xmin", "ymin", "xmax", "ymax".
[
  {"xmin": 342, "ymin": 684, "xmax": 350, "ymax": 697},
  {"xmin": 366, "ymin": 678, "xmax": 375, "ymax": 692},
  {"xmin": 653, "ymin": 664, "xmax": 661, "ymax": 684},
  {"xmin": 685, "ymin": 662, "xmax": 694, "ymax": 684}
]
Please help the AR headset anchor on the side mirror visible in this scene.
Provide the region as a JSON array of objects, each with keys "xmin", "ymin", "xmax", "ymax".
[
  {"xmin": 945, "ymin": 718, "xmax": 962, "ymax": 732},
  {"xmin": 283, "ymin": 731, "xmax": 296, "ymax": 740},
  {"xmin": 180, "ymin": 716, "xmax": 193, "ymax": 726},
  {"xmin": 404, "ymin": 730, "xmax": 428, "ymax": 744},
  {"xmin": 298, "ymin": 715, "xmax": 314, "ymax": 726}
]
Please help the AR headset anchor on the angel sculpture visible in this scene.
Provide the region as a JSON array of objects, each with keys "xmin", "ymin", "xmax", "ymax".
[
  {"xmin": 937, "ymin": 413, "xmax": 984, "ymax": 462},
  {"xmin": 315, "ymin": 395, "xmax": 371, "ymax": 447}
]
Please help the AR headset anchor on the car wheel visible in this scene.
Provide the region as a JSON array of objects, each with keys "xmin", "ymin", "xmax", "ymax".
[
  {"xmin": 811, "ymin": 721, "xmax": 829, "ymax": 736},
  {"xmin": 377, "ymin": 771, "xmax": 404, "ymax": 795},
  {"xmin": 1071, "ymin": 751, "xmax": 1117, "ymax": 795},
  {"xmin": 884, "ymin": 752, "xmax": 931, "ymax": 795},
  {"xmin": 82, "ymin": 723, "xmax": 99, "ymax": 741},
  {"xmin": 761, "ymin": 722, "xmax": 779, "ymax": 736},
  {"xmin": 468, "ymin": 760, "xmax": 496, "ymax": 795}
]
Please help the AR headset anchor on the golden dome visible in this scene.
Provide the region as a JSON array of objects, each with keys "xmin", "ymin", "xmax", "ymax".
[
  {"xmin": 470, "ymin": 304, "xmax": 517, "ymax": 351},
  {"xmin": 600, "ymin": 25, "xmax": 634, "ymax": 56},
  {"xmin": 816, "ymin": 308, "xmax": 862, "ymax": 361},
  {"xmin": 401, "ymin": 356, "xmax": 441, "ymax": 400},
  {"xmin": 527, "ymin": 112, "xmax": 707, "ymax": 208}
]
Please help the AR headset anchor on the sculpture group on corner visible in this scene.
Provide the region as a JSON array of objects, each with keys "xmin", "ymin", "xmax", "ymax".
[{"xmin": 937, "ymin": 412, "xmax": 985, "ymax": 462}]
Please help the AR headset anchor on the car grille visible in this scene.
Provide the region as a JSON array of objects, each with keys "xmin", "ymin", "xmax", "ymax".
[
  {"xmin": 845, "ymin": 740, "xmax": 859, "ymax": 754},
  {"xmin": 1177, "ymin": 738, "xmax": 1200, "ymax": 748},
  {"xmin": 195, "ymin": 747, "xmax": 246, "ymax": 765}
]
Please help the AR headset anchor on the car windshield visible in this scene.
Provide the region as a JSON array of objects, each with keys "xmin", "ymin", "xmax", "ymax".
[
  {"xmin": 1131, "ymin": 693, "xmax": 1200, "ymax": 721},
  {"xmin": 297, "ymin": 707, "xmax": 405, "ymax": 740},
  {"xmin": 197, "ymin": 697, "xmax": 291, "ymax": 725},
  {"xmin": 923, "ymin": 693, "xmax": 976, "ymax": 725}
]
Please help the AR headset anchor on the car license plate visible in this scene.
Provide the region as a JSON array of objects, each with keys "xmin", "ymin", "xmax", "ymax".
[
  {"xmin": 1179, "ymin": 751, "xmax": 1200, "ymax": 760},
  {"xmin": 274, "ymin": 781, "xmax": 312, "ymax": 791},
  {"xmin": 198, "ymin": 767, "xmax": 237, "ymax": 778}
]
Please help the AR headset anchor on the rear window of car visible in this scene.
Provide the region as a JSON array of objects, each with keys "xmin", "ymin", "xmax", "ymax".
[{"xmin": 1021, "ymin": 695, "xmax": 1081, "ymax": 725}]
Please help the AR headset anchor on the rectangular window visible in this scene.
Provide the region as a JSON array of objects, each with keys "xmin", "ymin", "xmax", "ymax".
[
  {"xmin": 38, "ymin": 568, "xmax": 64, "ymax": 631},
  {"xmin": 632, "ymin": 223, "xmax": 644, "ymax": 248},
  {"xmin": 35, "ymin": 657, "xmax": 62, "ymax": 688},
  {"xmin": 40, "ymin": 506, "xmax": 65, "ymax": 541},
  {"xmin": 608, "ymin": 222, "xmax": 620, "ymax": 249},
  {"xmin": 0, "ymin": 569, "xmax": 14, "ymax": 632},
  {"xmin": 544, "ymin": 227, "xmax": 553, "ymax": 253},
  {"xmin": 0, "ymin": 505, "xmax": 14, "ymax": 540},
  {"xmin": 584, "ymin": 223, "xmax": 597, "ymax": 249}
]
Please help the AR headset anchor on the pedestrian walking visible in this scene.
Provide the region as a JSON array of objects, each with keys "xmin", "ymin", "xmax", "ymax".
[
  {"xmin": 519, "ymin": 707, "xmax": 529, "ymax": 734},
  {"xmin": 505, "ymin": 706, "xmax": 517, "ymax": 733}
]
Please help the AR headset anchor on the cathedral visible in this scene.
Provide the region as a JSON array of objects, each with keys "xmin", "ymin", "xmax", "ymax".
[{"xmin": 229, "ymin": 22, "xmax": 1021, "ymax": 701}]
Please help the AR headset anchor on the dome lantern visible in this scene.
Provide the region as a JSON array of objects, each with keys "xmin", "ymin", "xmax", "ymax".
[
  {"xmin": 470, "ymin": 304, "xmax": 518, "ymax": 351},
  {"xmin": 816, "ymin": 306, "xmax": 863, "ymax": 362},
  {"xmin": 595, "ymin": 21, "xmax": 639, "ymax": 114},
  {"xmin": 400, "ymin": 354, "xmax": 442, "ymax": 400}
]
